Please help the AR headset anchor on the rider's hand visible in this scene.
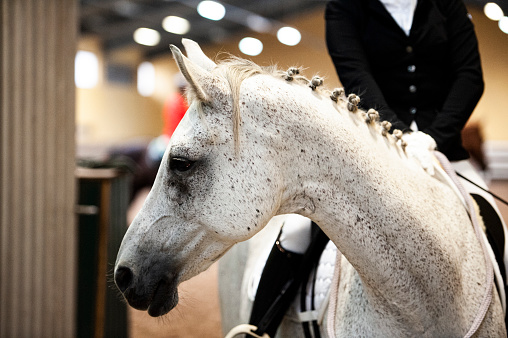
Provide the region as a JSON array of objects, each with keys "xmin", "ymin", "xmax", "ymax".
[{"xmin": 402, "ymin": 131, "xmax": 437, "ymax": 176}]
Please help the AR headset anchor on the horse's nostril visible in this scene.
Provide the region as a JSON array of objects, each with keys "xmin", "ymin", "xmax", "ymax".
[{"xmin": 115, "ymin": 266, "xmax": 134, "ymax": 293}]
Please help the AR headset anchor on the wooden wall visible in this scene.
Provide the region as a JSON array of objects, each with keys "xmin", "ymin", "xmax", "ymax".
[{"xmin": 0, "ymin": 0, "xmax": 77, "ymax": 336}]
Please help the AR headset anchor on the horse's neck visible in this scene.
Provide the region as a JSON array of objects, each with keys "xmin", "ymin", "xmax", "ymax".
[{"xmin": 271, "ymin": 92, "xmax": 476, "ymax": 325}]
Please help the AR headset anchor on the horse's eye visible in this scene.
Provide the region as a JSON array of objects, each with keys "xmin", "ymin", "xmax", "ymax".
[{"xmin": 169, "ymin": 157, "xmax": 195, "ymax": 172}]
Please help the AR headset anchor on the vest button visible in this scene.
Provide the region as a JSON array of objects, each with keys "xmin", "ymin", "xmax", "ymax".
[
  {"xmin": 407, "ymin": 65, "xmax": 416, "ymax": 72},
  {"xmin": 409, "ymin": 107, "xmax": 417, "ymax": 114},
  {"xmin": 409, "ymin": 85, "xmax": 417, "ymax": 93},
  {"xmin": 406, "ymin": 46, "xmax": 413, "ymax": 53}
]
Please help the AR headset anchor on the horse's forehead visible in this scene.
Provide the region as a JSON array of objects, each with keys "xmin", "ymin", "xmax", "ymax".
[
  {"xmin": 170, "ymin": 103, "xmax": 231, "ymax": 153},
  {"xmin": 170, "ymin": 105, "xmax": 208, "ymax": 145}
]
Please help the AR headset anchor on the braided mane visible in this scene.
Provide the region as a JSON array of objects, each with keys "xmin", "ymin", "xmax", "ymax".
[{"xmin": 196, "ymin": 55, "xmax": 407, "ymax": 155}]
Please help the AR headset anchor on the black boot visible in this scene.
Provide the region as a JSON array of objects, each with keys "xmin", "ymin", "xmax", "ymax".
[{"xmin": 248, "ymin": 222, "xmax": 329, "ymax": 337}]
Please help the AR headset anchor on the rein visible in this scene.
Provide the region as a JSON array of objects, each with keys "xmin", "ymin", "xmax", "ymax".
[
  {"xmin": 434, "ymin": 151, "xmax": 494, "ymax": 337},
  {"xmin": 455, "ymin": 171, "xmax": 508, "ymax": 206}
]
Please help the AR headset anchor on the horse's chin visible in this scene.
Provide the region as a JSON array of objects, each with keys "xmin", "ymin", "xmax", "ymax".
[
  {"xmin": 124, "ymin": 278, "xmax": 179, "ymax": 317},
  {"xmin": 147, "ymin": 278, "xmax": 179, "ymax": 317}
]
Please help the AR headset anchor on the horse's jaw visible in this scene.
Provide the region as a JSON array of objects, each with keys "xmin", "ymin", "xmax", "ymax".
[{"xmin": 114, "ymin": 208, "xmax": 233, "ymax": 317}]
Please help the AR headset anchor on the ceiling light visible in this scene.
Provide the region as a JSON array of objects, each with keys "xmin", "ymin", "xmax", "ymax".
[
  {"xmin": 238, "ymin": 37, "xmax": 263, "ymax": 56},
  {"xmin": 499, "ymin": 16, "xmax": 508, "ymax": 33},
  {"xmin": 484, "ymin": 2, "xmax": 504, "ymax": 21},
  {"xmin": 277, "ymin": 26, "xmax": 301, "ymax": 46},
  {"xmin": 162, "ymin": 16, "xmax": 190, "ymax": 35},
  {"xmin": 197, "ymin": 1, "xmax": 225, "ymax": 21},
  {"xmin": 75, "ymin": 50, "xmax": 99, "ymax": 89},
  {"xmin": 133, "ymin": 27, "xmax": 160, "ymax": 46}
]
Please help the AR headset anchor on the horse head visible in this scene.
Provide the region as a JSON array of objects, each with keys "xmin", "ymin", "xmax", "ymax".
[{"xmin": 114, "ymin": 39, "xmax": 301, "ymax": 316}]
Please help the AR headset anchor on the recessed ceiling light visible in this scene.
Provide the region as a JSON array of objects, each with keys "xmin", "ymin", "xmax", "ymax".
[
  {"xmin": 499, "ymin": 16, "xmax": 508, "ymax": 33},
  {"xmin": 238, "ymin": 37, "xmax": 263, "ymax": 56},
  {"xmin": 484, "ymin": 2, "xmax": 504, "ymax": 21},
  {"xmin": 162, "ymin": 16, "xmax": 190, "ymax": 35},
  {"xmin": 197, "ymin": 1, "xmax": 226, "ymax": 21},
  {"xmin": 277, "ymin": 27, "xmax": 301, "ymax": 46},
  {"xmin": 133, "ymin": 27, "xmax": 160, "ymax": 46}
]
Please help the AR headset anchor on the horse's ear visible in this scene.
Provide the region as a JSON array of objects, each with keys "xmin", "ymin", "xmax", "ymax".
[
  {"xmin": 181, "ymin": 38, "xmax": 216, "ymax": 72},
  {"xmin": 170, "ymin": 44, "xmax": 212, "ymax": 103}
]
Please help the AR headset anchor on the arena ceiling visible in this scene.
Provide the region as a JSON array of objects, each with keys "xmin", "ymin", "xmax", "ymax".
[{"xmin": 79, "ymin": 0, "xmax": 507, "ymax": 59}]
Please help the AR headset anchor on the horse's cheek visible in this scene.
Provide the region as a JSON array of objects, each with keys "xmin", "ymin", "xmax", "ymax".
[
  {"xmin": 166, "ymin": 178, "xmax": 188, "ymax": 206},
  {"xmin": 165, "ymin": 178, "xmax": 201, "ymax": 221},
  {"xmin": 165, "ymin": 168, "xmax": 213, "ymax": 215}
]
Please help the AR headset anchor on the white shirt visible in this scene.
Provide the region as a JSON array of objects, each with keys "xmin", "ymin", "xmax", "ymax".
[{"xmin": 379, "ymin": 0, "xmax": 418, "ymax": 36}]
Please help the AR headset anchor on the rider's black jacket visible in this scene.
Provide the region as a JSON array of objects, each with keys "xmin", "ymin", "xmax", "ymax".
[{"xmin": 325, "ymin": 0, "xmax": 484, "ymax": 161}]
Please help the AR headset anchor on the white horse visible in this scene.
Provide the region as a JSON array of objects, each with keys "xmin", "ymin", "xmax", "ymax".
[{"xmin": 114, "ymin": 39, "xmax": 506, "ymax": 337}]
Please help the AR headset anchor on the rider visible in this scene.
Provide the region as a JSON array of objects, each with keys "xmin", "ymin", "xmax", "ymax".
[{"xmin": 325, "ymin": 0, "xmax": 507, "ymax": 277}]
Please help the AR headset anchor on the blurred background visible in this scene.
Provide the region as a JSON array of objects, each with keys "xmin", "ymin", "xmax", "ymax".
[{"xmin": 1, "ymin": 0, "xmax": 508, "ymax": 337}]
